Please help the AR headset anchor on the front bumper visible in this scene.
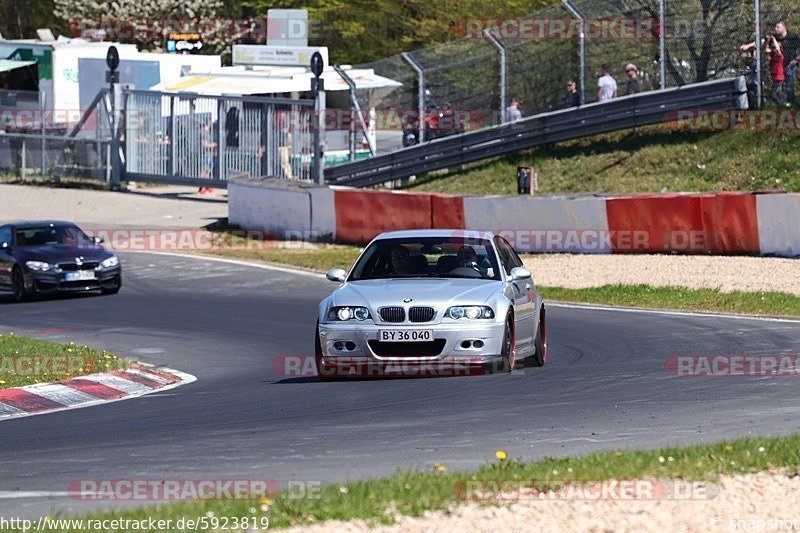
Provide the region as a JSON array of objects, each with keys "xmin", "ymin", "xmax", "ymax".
[
  {"xmin": 317, "ymin": 320, "xmax": 506, "ymax": 365},
  {"xmin": 24, "ymin": 267, "xmax": 121, "ymax": 293}
]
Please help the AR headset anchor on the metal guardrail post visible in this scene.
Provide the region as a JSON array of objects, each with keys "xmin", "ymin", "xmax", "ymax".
[
  {"xmin": 755, "ymin": 0, "xmax": 762, "ymax": 108},
  {"xmin": 562, "ymin": 0, "xmax": 586, "ymax": 105},
  {"xmin": 402, "ymin": 52, "xmax": 426, "ymax": 143},
  {"xmin": 484, "ymin": 29, "xmax": 507, "ymax": 124},
  {"xmin": 659, "ymin": 0, "xmax": 667, "ymax": 89}
]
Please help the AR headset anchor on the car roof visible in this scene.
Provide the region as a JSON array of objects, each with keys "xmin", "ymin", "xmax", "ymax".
[
  {"xmin": 1, "ymin": 220, "xmax": 79, "ymax": 229},
  {"xmin": 374, "ymin": 229, "xmax": 498, "ymax": 241}
]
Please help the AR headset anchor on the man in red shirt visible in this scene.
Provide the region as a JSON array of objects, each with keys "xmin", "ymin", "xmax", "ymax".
[{"xmin": 767, "ymin": 35, "xmax": 786, "ymax": 106}]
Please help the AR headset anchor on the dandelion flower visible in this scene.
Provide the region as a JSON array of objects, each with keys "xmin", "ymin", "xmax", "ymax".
[
  {"xmin": 495, "ymin": 450, "xmax": 508, "ymax": 461},
  {"xmin": 758, "ymin": 446, "xmax": 765, "ymax": 453},
  {"xmin": 658, "ymin": 456, "xmax": 665, "ymax": 463},
  {"xmin": 724, "ymin": 445, "xmax": 733, "ymax": 451},
  {"xmin": 339, "ymin": 486, "xmax": 349, "ymax": 494}
]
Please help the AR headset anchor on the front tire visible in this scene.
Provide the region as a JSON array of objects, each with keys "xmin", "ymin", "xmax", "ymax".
[
  {"xmin": 485, "ymin": 315, "xmax": 514, "ymax": 374},
  {"xmin": 528, "ymin": 308, "xmax": 547, "ymax": 367},
  {"xmin": 101, "ymin": 274, "xmax": 122, "ymax": 295},
  {"xmin": 11, "ymin": 267, "xmax": 29, "ymax": 303}
]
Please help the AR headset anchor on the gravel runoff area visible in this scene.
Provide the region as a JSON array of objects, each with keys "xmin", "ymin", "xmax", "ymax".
[
  {"xmin": 522, "ymin": 254, "xmax": 800, "ymax": 296},
  {"xmin": 287, "ymin": 471, "xmax": 800, "ymax": 532}
]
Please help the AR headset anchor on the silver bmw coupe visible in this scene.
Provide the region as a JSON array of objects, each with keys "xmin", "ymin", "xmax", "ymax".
[{"xmin": 316, "ymin": 230, "xmax": 546, "ymax": 379}]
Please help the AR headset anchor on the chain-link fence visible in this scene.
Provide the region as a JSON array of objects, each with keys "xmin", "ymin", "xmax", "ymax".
[
  {"xmin": 0, "ymin": 88, "xmax": 113, "ymax": 180},
  {"xmin": 355, "ymin": 0, "xmax": 795, "ymax": 153},
  {"xmin": 124, "ymin": 90, "xmax": 316, "ymax": 183}
]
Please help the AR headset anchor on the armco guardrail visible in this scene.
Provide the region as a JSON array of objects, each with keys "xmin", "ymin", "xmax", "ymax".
[{"xmin": 325, "ymin": 77, "xmax": 747, "ymax": 187}]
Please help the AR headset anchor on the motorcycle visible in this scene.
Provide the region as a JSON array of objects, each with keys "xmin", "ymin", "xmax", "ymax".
[{"xmin": 401, "ymin": 90, "xmax": 465, "ymax": 147}]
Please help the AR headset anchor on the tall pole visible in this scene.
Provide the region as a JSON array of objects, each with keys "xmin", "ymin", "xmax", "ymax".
[
  {"xmin": 402, "ymin": 52, "xmax": 425, "ymax": 143},
  {"xmin": 562, "ymin": 0, "xmax": 586, "ymax": 104},
  {"xmin": 484, "ymin": 29, "xmax": 507, "ymax": 124},
  {"xmin": 659, "ymin": 0, "xmax": 667, "ymax": 89},
  {"xmin": 755, "ymin": 0, "xmax": 762, "ymax": 108}
]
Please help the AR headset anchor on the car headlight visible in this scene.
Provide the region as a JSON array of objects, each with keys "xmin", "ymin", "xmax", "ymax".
[
  {"xmin": 100, "ymin": 256, "xmax": 119, "ymax": 269},
  {"xmin": 445, "ymin": 306, "xmax": 495, "ymax": 320},
  {"xmin": 328, "ymin": 306, "xmax": 371, "ymax": 322},
  {"xmin": 25, "ymin": 261, "xmax": 51, "ymax": 272}
]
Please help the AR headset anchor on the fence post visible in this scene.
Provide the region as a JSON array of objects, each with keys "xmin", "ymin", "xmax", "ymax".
[
  {"xmin": 484, "ymin": 29, "xmax": 507, "ymax": 124},
  {"xmin": 168, "ymin": 95, "xmax": 175, "ymax": 177},
  {"xmin": 40, "ymin": 91, "xmax": 47, "ymax": 180},
  {"xmin": 659, "ymin": 0, "xmax": 667, "ymax": 89},
  {"xmin": 562, "ymin": 0, "xmax": 586, "ymax": 104},
  {"xmin": 402, "ymin": 52, "xmax": 425, "ymax": 143},
  {"xmin": 754, "ymin": 0, "xmax": 762, "ymax": 108}
]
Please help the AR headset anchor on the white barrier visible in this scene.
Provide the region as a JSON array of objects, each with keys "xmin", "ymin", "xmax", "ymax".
[
  {"xmin": 463, "ymin": 195, "xmax": 610, "ymax": 252},
  {"xmin": 228, "ymin": 178, "xmax": 336, "ymax": 239},
  {"xmin": 757, "ymin": 193, "xmax": 800, "ymax": 257}
]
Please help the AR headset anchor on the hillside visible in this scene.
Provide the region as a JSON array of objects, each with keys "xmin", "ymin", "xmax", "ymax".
[{"xmin": 403, "ymin": 125, "xmax": 800, "ymax": 195}]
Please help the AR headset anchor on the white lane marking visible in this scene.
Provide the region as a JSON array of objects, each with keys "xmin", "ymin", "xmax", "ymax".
[
  {"xmin": 0, "ymin": 403, "xmax": 25, "ymax": 416},
  {"xmin": 24, "ymin": 384, "xmax": 100, "ymax": 406},
  {"xmin": 126, "ymin": 250, "xmax": 323, "ymax": 278},
  {"xmin": 131, "ymin": 250, "xmax": 800, "ymax": 324},
  {"xmin": 0, "ymin": 367, "xmax": 197, "ymax": 423},
  {"xmin": 0, "ymin": 491, "xmax": 70, "ymax": 499},
  {"xmin": 82, "ymin": 374, "xmax": 153, "ymax": 395},
  {"xmin": 549, "ymin": 301, "xmax": 800, "ymax": 324}
]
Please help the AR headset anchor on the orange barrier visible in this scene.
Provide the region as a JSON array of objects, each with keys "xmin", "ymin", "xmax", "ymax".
[
  {"xmin": 700, "ymin": 193, "xmax": 760, "ymax": 254},
  {"xmin": 334, "ymin": 189, "xmax": 433, "ymax": 244},
  {"xmin": 606, "ymin": 195, "xmax": 704, "ymax": 253},
  {"xmin": 431, "ymin": 194, "xmax": 465, "ymax": 229},
  {"xmin": 606, "ymin": 193, "xmax": 761, "ymax": 254}
]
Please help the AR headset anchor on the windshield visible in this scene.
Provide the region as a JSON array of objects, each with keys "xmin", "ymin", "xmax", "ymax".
[
  {"xmin": 15, "ymin": 225, "xmax": 90, "ymax": 247},
  {"xmin": 349, "ymin": 237, "xmax": 501, "ymax": 281}
]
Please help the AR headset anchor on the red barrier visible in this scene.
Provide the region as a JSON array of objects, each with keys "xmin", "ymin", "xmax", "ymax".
[
  {"xmin": 431, "ymin": 194, "xmax": 465, "ymax": 229},
  {"xmin": 334, "ymin": 189, "xmax": 432, "ymax": 244},
  {"xmin": 606, "ymin": 195, "xmax": 704, "ymax": 253},
  {"xmin": 606, "ymin": 193, "xmax": 761, "ymax": 254},
  {"xmin": 700, "ymin": 193, "xmax": 760, "ymax": 254}
]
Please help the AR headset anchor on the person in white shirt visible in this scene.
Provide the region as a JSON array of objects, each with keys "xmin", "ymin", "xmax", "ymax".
[{"xmin": 597, "ymin": 64, "xmax": 618, "ymax": 101}]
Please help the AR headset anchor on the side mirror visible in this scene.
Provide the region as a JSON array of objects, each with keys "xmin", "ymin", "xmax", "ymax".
[
  {"xmin": 325, "ymin": 268, "xmax": 346, "ymax": 283},
  {"xmin": 92, "ymin": 236, "xmax": 104, "ymax": 245},
  {"xmin": 510, "ymin": 266, "xmax": 531, "ymax": 281},
  {"xmin": 0, "ymin": 241, "xmax": 10, "ymax": 253}
]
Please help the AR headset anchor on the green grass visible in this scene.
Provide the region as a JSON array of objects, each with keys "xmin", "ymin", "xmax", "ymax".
[
  {"xmin": 200, "ymin": 240, "xmax": 363, "ymax": 273},
  {"xmin": 49, "ymin": 432, "xmax": 800, "ymax": 531},
  {"xmin": 539, "ymin": 285, "xmax": 800, "ymax": 318},
  {"xmin": 0, "ymin": 333, "xmax": 126, "ymax": 389},
  {"xmin": 403, "ymin": 125, "xmax": 800, "ymax": 195}
]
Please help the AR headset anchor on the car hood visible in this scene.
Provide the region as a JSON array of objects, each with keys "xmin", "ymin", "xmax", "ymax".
[
  {"xmin": 16, "ymin": 244, "xmax": 113, "ymax": 263},
  {"xmin": 333, "ymin": 278, "xmax": 502, "ymax": 308}
]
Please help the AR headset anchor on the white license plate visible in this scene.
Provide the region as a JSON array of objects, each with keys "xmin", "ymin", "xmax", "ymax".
[
  {"xmin": 66, "ymin": 271, "xmax": 96, "ymax": 281},
  {"xmin": 379, "ymin": 329, "xmax": 434, "ymax": 342}
]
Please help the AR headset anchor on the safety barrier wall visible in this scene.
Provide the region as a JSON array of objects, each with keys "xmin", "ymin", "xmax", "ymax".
[{"xmin": 228, "ymin": 178, "xmax": 799, "ymax": 257}]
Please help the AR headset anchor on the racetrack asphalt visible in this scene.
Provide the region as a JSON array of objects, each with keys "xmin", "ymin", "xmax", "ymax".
[{"xmin": 1, "ymin": 252, "xmax": 799, "ymax": 519}]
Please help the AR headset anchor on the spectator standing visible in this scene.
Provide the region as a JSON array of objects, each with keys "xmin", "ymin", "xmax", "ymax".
[
  {"xmin": 506, "ymin": 98, "xmax": 522, "ymax": 122},
  {"xmin": 597, "ymin": 64, "xmax": 617, "ymax": 101},
  {"xmin": 766, "ymin": 35, "xmax": 786, "ymax": 106},
  {"xmin": 624, "ymin": 63, "xmax": 641, "ymax": 95},
  {"xmin": 775, "ymin": 21, "xmax": 800, "ymax": 105},
  {"xmin": 564, "ymin": 80, "xmax": 581, "ymax": 108}
]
